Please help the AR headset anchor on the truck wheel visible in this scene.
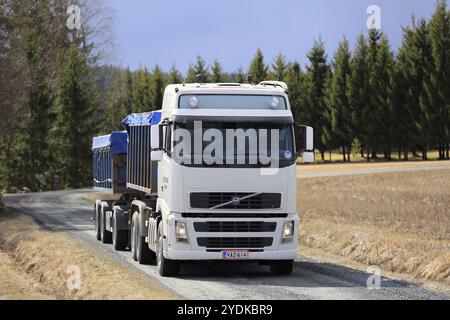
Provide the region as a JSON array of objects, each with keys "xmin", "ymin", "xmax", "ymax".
[
  {"xmin": 112, "ymin": 209, "xmax": 128, "ymax": 251},
  {"xmin": 132, "ymin": 213, "xmax": 155, "ymax": 264},
  {"xmin": 94, "ymin": 202, "xmax": 101, "ymax": 241},
  {"xmin": 131, "ymin": 212, "xmax": 138, "ymax": 261},
  {"xmin": 270, "ymin": 260, "xmax": 294, "ymax": 275},
  {"xmin": 156, "ymin": 221, "xmax": 179, "ymax": 277},
  {"xmin": 100, "ymin": 205, "xmax": 112, "ymax": 244}
]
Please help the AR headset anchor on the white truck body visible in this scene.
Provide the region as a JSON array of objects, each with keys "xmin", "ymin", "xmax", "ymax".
[{"xmin": 156, "ymin": 84, "xmax": 299, "ymax": 262}]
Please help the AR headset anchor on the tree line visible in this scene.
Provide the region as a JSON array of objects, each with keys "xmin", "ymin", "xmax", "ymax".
[
  {"xmin": 103, "ymin": 1, "xmax": 450, "ymax": 163},
  {"xmin": 0, "ymin": 0, "xmax": 105, "ymax": 191},
  {"xmin": 1, "ymin": 0, "xmax": 449, "ymax": 192}
]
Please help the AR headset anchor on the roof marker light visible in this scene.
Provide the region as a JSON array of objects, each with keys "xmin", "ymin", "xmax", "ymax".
[{"xmin": 188, "ymin": 96, "xmax": 199, "ymax": 108}]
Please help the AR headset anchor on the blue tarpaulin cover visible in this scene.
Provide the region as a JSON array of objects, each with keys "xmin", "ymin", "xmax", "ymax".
[
  {"xmin": 92, "ymin": 131, "xmax": 128, "ymax": 155},
  {"xmin": 121, "ymin": 110, "xmax": 162, "ymax": 131}
]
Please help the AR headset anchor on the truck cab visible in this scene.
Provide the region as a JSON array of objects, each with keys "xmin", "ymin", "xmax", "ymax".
[
  {"xmin": 92, "ymin": 81, "xmax": 314, "ymax": 277},
  {"xmin": 151, "ymin": 82, "xmax": 313, "ymax": 275}
]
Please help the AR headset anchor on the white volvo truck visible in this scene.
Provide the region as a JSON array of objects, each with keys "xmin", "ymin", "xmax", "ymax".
[{"xmin": 92, "ymin": 81, "xmax": 314, "ymax": 277}]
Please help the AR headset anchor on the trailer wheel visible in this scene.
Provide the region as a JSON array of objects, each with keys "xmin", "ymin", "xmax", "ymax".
[
  {"xmin": 112, "ymin": 208, "xmax": 128, "ymax": 251},
  {"xmin": 270, "ymin": 260, "xmax": 294, "ymax": 275},
  {"xmin": 131, "ymin": 213, "xmax": 155, "ymax": 265},
  {"xmin": 100, "ymin": 205, "xmax": 112, "ymax": 244},
  {"xmin": 156, "ymin": 221, "xmax": 180, "ymax": 277},
  {"xmin": 94, "ymin": 202, "xmax": 101, "ymax": 241}
]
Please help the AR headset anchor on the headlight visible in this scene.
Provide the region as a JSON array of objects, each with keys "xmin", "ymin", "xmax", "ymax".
[
  {"xmin": 284, "ymin": 150, "xmax": 293, "ymax": 160},
  {"xmin": 175, "ymin": 221, "xmax": 188, "ymax": 242},
  {"xmin": 282, "ymin": 221, "xmax": 294, "ymax": 242}
]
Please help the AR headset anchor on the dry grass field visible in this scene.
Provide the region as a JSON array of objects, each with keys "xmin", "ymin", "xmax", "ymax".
[
  {"xmin": 0, "ymin": 210, "xmax": 178, "ymax": 300},
  {"xmin": 297, "ymin": 169, "xmax": 450, "ymax": 292},
  {"xmin": 298, "ymin": 159, "xmax": 450, "ymax": 175}
]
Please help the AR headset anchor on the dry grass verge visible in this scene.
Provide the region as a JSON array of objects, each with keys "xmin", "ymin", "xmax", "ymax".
[
  {"xmin": 0, "ymin": 209, "xmax": 179, "ymax": 300},
  {"xmin": 297, "ymin": 169, "xmax": 450, "ymax": 293}
]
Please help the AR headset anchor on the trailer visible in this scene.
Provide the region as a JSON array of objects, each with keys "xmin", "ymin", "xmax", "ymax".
[{"xmin": 92, "ymin": 81, "xmax": 314, "ymax": 276}]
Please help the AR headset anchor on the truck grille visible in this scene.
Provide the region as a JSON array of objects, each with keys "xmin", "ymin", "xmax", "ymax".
[
  {"xmin": 194, "ymin": 221, "xmax": 277, "ymax": 233},
  {"xmin": 190, "ymin": 193, "xmax": 281, "ymax": 209},
  {"xmin": 197, "ymin": 237, "xmax": 273, "ymax": 249}
]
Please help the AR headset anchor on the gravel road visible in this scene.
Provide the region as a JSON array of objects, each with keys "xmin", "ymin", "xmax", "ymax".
[{"xmin": 3, "ymin": 164, "xmax": 450, "ymax": 300}]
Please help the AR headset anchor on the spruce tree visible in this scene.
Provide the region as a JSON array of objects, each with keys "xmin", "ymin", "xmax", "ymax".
[
  {"xmin": 211, "ymin": 59, "xmax": 227, "ymax": 83},
  {"xmin": 364, "ymin": 29, "xmax": 383, "ymax": 159},
  {"xmin": 150, "ymin": 64, "xmax": 166, "ymax": 109},
  {"xmin": 324, "ymin": 38, "xmax": 352, "ymax": 161},
  {"xmin": 133, "ymin": 67, "xmax": 152, "ymax": 112},
  {"xmin": 270, "ymin": 54, "xmax": 288, "ymax": 81},
  {"xmin": 285, "ymin": 61, "xmax": 306, "ymax": 146},
  {"xmin": 54, "ymin": 45, "xmax": 98, "ymax": 187},
  {"xmin": 15, "ymin": 0, "xmax": 54, "ymax": 190},
  {"xmin": 391, "ymin": 46, "xmax": 413, "ymax": 160},
  {"xmin": 124, "ymin": 68, "xmax": 134, "ymax": 114},
  {"xmin": 348, "ymin": 35, "xmax": 370, "ymax": 159},
  {"xmin": 427, "ymin": 0, "xmax": 450, "ymax": 159},
  {"xmin": 103, "ymin": 69, "xmax": 128, "ymax": 132},
  {"xmin": 248, "ymin": 49, "xmax": 268, "ymax": 83},
  {"xmin": 168, "ymin": 64, "xmax": 183, "ymax": 84},
  {"xmin": 234, "ymin": 65, "xmax": 246, "ymax": 83},
  {"xmin": 401, "ymin": 19, "xmax": 435, "ymax": 160},
  {"xmin": 186, "ymin": 55, "xmax": 209, "ymax": 83},
  {"xmin": 372, "ymin": 35, "xmax": 395, "ymax": 160},
  {"xmin": 285, "ymin": 62, "xmax": 304, "ymax": 122},
  {"xmin": 304, "ymin": 39, "xmax": 331, "ymax": 160}
]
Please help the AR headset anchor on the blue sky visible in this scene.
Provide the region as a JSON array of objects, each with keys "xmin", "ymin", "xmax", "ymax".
[{"xmin": 107, "ymin": 0, "xmax": 446, "ymax": 74}]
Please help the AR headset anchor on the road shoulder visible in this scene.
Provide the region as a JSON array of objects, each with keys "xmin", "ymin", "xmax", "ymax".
[{"xmin": 0, "ymin": 208, "xmax": 179, "ymax": 300}]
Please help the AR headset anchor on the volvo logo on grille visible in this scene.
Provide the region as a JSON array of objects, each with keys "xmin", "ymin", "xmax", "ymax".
[{"xmin": 231, "ymin": 196, "xmax": 241, "ymax": 206}]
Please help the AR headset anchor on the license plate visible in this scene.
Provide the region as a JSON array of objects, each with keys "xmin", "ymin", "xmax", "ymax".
[{"xmin": 221, "ymin": 250, "xmax": 249, "ymax": 260}]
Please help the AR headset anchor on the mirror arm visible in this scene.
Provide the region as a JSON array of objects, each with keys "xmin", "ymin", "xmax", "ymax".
[{"xmin": 295, "ymin": 149, "xmax": 305, "ymax": 159}]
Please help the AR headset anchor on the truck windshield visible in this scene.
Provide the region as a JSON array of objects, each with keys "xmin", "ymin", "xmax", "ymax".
[{"xmin": 172, "ymin": 121, "xmax": 295, "ymax": 168}]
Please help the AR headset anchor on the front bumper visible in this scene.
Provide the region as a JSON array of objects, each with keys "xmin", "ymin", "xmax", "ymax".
[
  {"xmin": 166, "ymin": 248, "xmax": 298, "ymax": 261},
  {"xmin": 163, "ymin": 213, "xmax": 299, "ymax": 261}
]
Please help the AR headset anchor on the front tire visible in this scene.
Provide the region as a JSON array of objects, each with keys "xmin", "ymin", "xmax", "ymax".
[
  {"xmin": 156, "ymin": 221, "xmax": 179, "ymax": 277},
  {"xmin": 131, "ymin": 212, "xmax": 138, "ymax": 261},
  {"xmin": 270, "ymin": 260, "xmax": 294, "ymax": 275},
  {"xmin": 131, "ymin": 213, "xmax": 155, "ymax": 264}
]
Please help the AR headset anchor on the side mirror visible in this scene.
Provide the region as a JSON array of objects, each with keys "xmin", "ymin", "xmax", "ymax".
[
  {"xmin": 303, "ymin": 126, "xmax": 314, "ymax": 151},
  {"xmin": 151, "ymin": 125, "xmax": 161, "ymax": 150},
  {"xmin": 295, "ymin": 125, "xmax": 314, "ymax": 160},
  {"xmin": 302, "ymin": 152, "xmax": 315, "ymax": 164}
]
